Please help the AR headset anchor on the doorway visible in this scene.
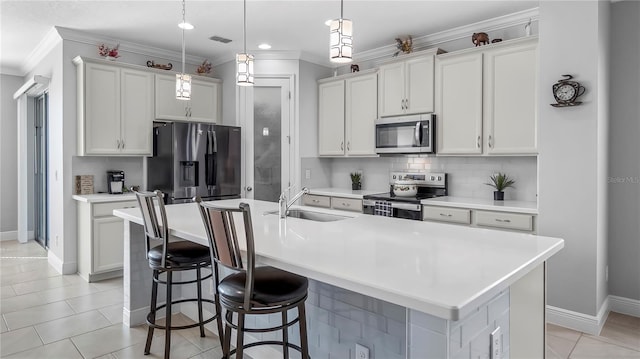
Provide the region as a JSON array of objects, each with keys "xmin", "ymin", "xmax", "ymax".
[
  {"xmin": 243, "ymin": 77, "xmax": 293, "ymax": 202},
  {"xmin": 34, "ymin": 93, "xmax": 48, "ymax": 248}
]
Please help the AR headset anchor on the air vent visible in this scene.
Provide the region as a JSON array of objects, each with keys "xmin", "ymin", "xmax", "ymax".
[{"xmin": 209, "ymin": 35, "xmax": 232, "ymax": 44}]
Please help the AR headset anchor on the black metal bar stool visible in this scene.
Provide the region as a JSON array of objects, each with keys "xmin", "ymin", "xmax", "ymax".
[
  {"xmin": 135, "ymin": 190, "xmax": 224, "ymax": 359},
  {"xmin": 196, "ymin": 199, "xmax": 310, "ymax": 359}
]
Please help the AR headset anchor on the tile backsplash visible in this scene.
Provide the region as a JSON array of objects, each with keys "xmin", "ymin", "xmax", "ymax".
[{"xmin": 304, "ymin": 156, "xmax": 537, "ymax": 202}]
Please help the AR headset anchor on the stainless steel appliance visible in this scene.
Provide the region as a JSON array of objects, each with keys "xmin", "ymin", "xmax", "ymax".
[
  {"xmin": 147, "ymin": 122, "xmax": 241, "ymax": 204},
  {"xmin": 107, "ymin": 170, "xmax": 125, "ymax": 194},
  {"xmin": 363, "ymin": 172, "xmax": 447, "ymax": 220},
  {"xmin": 375, "ymin": 114, "xmax": 435, "ymax": 154}
]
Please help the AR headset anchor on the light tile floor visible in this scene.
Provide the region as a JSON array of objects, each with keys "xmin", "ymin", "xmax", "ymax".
[{"xmin": 1, "ymin": 240, "xmax": 639, "ymax": 358}]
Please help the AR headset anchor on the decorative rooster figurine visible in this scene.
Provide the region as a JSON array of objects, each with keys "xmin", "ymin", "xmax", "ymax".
[{"xmin": 394, "ymin": 36, "xmax": 413, "ymax": 57}]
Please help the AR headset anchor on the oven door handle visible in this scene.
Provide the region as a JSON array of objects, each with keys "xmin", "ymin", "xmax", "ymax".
[{"xmin": 391, "ymin": 202, "xmax": 422, "ymax": 211}]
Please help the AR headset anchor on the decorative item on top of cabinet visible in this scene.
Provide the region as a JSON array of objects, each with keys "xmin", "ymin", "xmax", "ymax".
[
  {"xmin": 146, "ymin": 61, "xmax": 172, "ymax": 70},
  {"xmin": 394, "ymin": 36, "xmax": 413, "ymax": 57},
  {"xmin": 471, "ymin": 32, "xmax": 489, "ymax": 46},
  {"xmin": 197, "ymin": 60, "xmax": 212, "ymax": 75},
  {"xmin": 485, "ymin": 172, "xmax": 516, "ymax": 201},
  {"xmin": 350, "ymin": 64, "xmax": 360, "ymax": 73},
  {"xmin": 98, "ymin": 43, "xmax": 120, "ymax": 60},
  {"xmin": 551, "ymin": 74, "xmax": 585, "ymax": 107}
]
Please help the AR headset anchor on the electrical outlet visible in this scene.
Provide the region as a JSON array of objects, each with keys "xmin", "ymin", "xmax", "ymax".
[
  {"xmin": 355, "ymin": 344, "xmax": 369, "ymax": 359},
  {"xmin": 305, "ymin": 169, "xmax": 311, "ymax": 179},
  {"xmin": 490, "ymin": 327, "xmax": 502, "ymax": 359}
]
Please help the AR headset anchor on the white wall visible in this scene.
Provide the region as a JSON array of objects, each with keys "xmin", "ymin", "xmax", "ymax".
[
  {"xmin": 609, "ymin": 0, "xmax": 640, "ymax": 302},
  {"xmin": 537, "ymin": 1, "xmax": 609, "ymax": 319},
  {"xmin": 0, "ymin": 74, "xmax": 23, "ymax": 236}
]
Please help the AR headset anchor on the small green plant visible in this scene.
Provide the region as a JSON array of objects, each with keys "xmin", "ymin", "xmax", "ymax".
[
  {"xmin": 350, "ymin": 172, "xmax": 362, "ymax": 184},
  {"xmin": 486, "ymin": 172, "xmax": 516, "ymax": 192}
]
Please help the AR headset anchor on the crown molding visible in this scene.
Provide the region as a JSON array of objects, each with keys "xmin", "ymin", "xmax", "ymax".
[
  {"xmin": 20, "ymin": 27, "xmax": 63, "ymax": 76},
  {"xmin": 54, "ymin": 27, "xmax": 207, "ymax": 66},
  {"xmin": 354, "ymin": 7, "xmax": 539, "ymax": 64}
]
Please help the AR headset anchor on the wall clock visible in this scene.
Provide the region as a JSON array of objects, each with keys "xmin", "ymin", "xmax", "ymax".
[{"xmin": 551, "ymin": 74, "xmax": 585, "ymax": 107}]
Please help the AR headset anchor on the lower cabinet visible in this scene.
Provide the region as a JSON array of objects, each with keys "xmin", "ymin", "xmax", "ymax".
[
  {"xmin": 423, "ymin": 205, "xmax": 536, "ymax": 232},
  {"xmin": 77, "ymin": 200, "xmax": 138, "ymax": 282},
  {"xmin": 302, "ymin": 194, "xmax": 363, "ymax": 213}
]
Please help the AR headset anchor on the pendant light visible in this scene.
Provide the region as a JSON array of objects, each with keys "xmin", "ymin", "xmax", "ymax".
[
  {"xmin": 236, "ymin": 0, "xmax": 254, "ymax": 86},
  {"xmin": 329, "ymin": 0, "xmax": 353, "ymax": 63},
  {"xmin": 176, "ymin": 0, "xmax": 192, "ymax": 100}
]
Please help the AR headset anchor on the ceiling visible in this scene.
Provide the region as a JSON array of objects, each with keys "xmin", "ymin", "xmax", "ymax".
[{"xmin": 1, "ymin": 1, "xmax": 538, "ymax": 75}]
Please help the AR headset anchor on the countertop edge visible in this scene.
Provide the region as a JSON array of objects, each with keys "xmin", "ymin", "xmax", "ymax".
[
  {"xmin": 73, "ymin": 194, "xmax": 137, "ymax": 203},
  {"xmin": 421, "ymin": 197, "xmax": 538, "ymax": 214}
]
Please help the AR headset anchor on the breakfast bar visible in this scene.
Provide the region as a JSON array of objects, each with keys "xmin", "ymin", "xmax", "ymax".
[{"xmin": 114, "ymin": 199, "xmax": 563, "ymax": 358}]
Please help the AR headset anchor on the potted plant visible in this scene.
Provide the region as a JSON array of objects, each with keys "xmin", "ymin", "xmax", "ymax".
[
  {"xmin": 486, "ymin": 172, "xmax": 515, "ymax": 201},
  {"xmin": 350, "ymin": 172, "xmax": 362, "ymax": 191}
]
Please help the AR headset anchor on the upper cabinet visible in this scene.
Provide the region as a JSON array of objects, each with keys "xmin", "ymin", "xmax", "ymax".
[
  {"xmin": 435, "ymin": 37, "xmax": 538, "ymax": 155},
  {"xmin": 74, "ymin": 57, "xmax": 154, "ymax": 156},
  {"xmin": 155, "ymin": 74, "xmax": 221, "ymax": 123},
  {"xmin": 318, "ymin": 70, "xmax": 378, "ymax": 157},
  {"xmin": 378, "ymin": 49, "xmax": 441, "ymax": 117}
]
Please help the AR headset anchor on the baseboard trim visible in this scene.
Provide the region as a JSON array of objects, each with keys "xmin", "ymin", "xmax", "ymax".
[
  {"xmin": 47, "ymin": 251, "xmax": 76, "ymax": 275},
  {"xmin": 609, "ymin": 295, "xmax": 640, "ymax": 318},
  {"xmin": 124, "ymin": 306, "xmax": 150, "ymax": 327},
  {"xmin": 0, "ymin": 230, "xmax": 34, "ymax": 241},
  {"xmin": 546, "ymin": 297, "xmax": 610, "ymax": 336}
]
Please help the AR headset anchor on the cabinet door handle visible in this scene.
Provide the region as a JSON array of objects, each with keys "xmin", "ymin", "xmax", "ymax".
[
  {"xmin": 117, "ymin": 140, "xmax": 121, "ymax": 149},
  {"xmin": 341, "ymin": 141, "xmax": 344, "ymax": 151},
  {"xmin": 440, "ymin": 213, "xmax": 453, "ymax": 217},
  {"xmin": 495, "ymin": 218, "xmax": 511, "ymax": 223},
  {"xmin": 405, "ymin": 98, "xmax": 409, "ymax": 110},
  {"xmin": 477, "ymin": 135, "xmax": 481, "ymax": 148},
  {"xmin": 121, "ymin": 140, "xmax": 125, "ymax": 149},
  {"xmin": 342, "ymin": 202, "xmax": 350, "ymax": 207},
  {"xmin": 312, "ymin": 199, "xmax": 320, "ymax": 203},
  {"xmin": 347, "ymin": 142, "xmax": 350, "ymax": 151},
  {"xmin": 488, "ymin": 135, "xmax": 493, "ymax": 148}
]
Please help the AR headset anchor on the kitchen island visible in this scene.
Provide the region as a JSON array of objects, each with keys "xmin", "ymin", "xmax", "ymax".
[{"xmin": 114, "ymin": 199, "xmax": 563, "ymax": 358}]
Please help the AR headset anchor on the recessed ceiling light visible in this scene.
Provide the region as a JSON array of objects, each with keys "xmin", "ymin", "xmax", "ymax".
[
  {"xmin": 178, "ymin": 22, "xmax": 194, "ymax": 30},
  {"xmin": 324, "ymin": 19, "xmax": 332, "ymax": 26},
  {"xmin": 258, "ymin": 43, "xmax": 272, "ymax": 50}
]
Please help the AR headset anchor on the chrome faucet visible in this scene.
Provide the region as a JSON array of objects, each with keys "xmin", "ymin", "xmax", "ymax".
[{"xmin": 279, "ymin": 187, "xmax": 309, "ymax": 218}]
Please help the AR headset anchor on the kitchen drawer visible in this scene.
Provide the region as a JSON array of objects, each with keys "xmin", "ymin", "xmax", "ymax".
[
  {"xmin": 331, "ymin": 197, "xmax": 363, "ymax": 212},
  {"xmin": 423, "ymin": 206, "xmax": 471, "ymax": 224},
  {"xmin": 475, "ymin": 210, "xmax": 533, "ymax": 231},
  {"xmin": 93, "ymin": 201, "xmax": 138, "ymax": 217},
  {"xmin": 302, "ymin": 194, "xmax": 331, "ymax": 208}
]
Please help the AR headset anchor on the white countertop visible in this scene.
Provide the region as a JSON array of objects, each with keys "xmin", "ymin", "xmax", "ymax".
[
  {"xmin": 308, "ymin": 188, "xmax": 384, "ymax": 199},
  {"xmin": 114, "ymin": 199, "xmax": 562, "ymax": 320},
  {"xmin": 72, "ymin": 193, "xmax": 137, "ymax": 203},
  {"xmin": 422, "ymin": 196, "xmax": 538, "ymax": 214}
]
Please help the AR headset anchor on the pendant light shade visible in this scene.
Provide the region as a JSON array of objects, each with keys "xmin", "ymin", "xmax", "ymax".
[
  {"xmin": 176, "ymin": 0, "xmax": 191, "ymax": 100},
  {"xmin": 236, "ymin": 0, "xmax": 254, "ymax": 86},
  {"xmin": 329, "ymin": 0, "xmax": 353, "ymax": 63}
]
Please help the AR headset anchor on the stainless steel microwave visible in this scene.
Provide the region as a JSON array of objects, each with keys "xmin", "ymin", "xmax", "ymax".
[{"xmin": 375, "ymin": 114, "xmax": 435, "ymax": 154}]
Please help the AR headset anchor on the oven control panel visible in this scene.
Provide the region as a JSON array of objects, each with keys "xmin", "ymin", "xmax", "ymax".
[{"xmin": 389, "ymin": 172, "xmax": 446, "ymax": 187}]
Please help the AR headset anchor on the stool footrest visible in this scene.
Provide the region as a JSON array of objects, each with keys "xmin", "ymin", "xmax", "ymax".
[{"xmin": 147, "ymin": 298, "xmax": 218, "ymax": 331}]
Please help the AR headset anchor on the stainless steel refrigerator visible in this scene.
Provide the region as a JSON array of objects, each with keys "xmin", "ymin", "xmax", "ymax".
[{"xmin": 147, "ymin": 122, "xmax": 241, "ymax": 204}]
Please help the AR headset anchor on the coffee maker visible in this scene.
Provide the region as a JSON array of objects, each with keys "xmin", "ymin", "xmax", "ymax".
[{"xmin": 107, "ymin": 170, "xmax": 125, "ymax": 194}]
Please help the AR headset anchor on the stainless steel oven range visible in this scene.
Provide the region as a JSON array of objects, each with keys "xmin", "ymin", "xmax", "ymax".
[{"xmin": 363, "ymin": 172, "xmax": 448, "ymax": 221}]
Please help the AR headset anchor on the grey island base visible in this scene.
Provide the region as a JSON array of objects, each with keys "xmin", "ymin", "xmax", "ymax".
[{"xmin": 114, "ymin": 199, "xmax": 563, "ymax": 359}]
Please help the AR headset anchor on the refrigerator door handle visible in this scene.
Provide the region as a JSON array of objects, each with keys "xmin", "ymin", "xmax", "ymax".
[{"xmin": 212, "ymin": 130, "xmax": 218, "ymax": 153}]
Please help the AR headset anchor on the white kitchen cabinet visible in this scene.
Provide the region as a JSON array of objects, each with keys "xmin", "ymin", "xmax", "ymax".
[
  {"xmin": 303, "ymin": 194, "xmax": 362, "ymax": 213},
  {"xmin": 74, "ymin": 57, "xmax": 153, "ymax": 156},
  {"xmin": 77, "ymin": 199, "xmax": 138, "ymax": 282},
  {"xmin": 155, "ymin": 74, "xmax": 221, "ymax": 123},
  {"xmin": 318, "ymin": 70, "xmax": 377, "ymax": 157},
  {"xmin": 423, "ymin": 204, "xmax": 536, "ymax": 232},
  {"xmin": 378, "ymin": 49, "xmax": 440, "ymax": 117},
  {"xmin": 483, "ymin": 41, "xmax": 538, "ymax": 154},
  {"xmin": 435, "ymin": 37, "xmax": 538, "ymax": 156}
]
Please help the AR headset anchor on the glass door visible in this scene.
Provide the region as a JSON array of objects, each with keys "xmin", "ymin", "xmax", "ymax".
[
  {"xmin": 34, "ymin": 93, "xmax": 48, "ymax": 248},
  {"xmin": 244, "ymin": 77, "xmax": 292, "ymax": 202}
]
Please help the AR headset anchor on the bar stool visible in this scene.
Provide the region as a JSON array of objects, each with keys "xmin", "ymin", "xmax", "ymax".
[
  {"xmin": 135, "ymin": 190, "xmax": 224, "ymax": 359},
  {"xmin": 196, "ymin": 199, "xmax": 310, "ymax": 359}
]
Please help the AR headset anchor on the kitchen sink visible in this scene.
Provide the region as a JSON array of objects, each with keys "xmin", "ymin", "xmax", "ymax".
[{"xmin": 264, "ymin": 209, "xmax": 350, "ymax": 222}]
